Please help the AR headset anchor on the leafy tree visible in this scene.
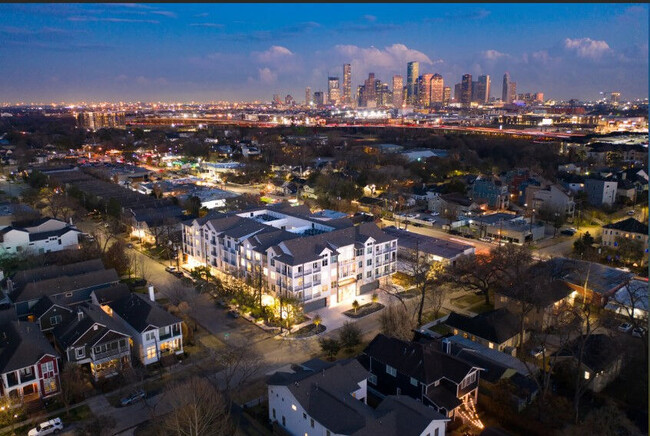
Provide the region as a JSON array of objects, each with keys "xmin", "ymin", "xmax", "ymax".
[
  {"xmin": 319, "ymin": 337, "xmax": 341, "ymax": 360},
  {"xmin": 313, "ymin": 314, "xmax": 322, "ymax": 328},
  {"xmin": 338, "ymin": 321, "xmax": 362, "ymax": 352},
  {"xmin": 351, "ymin": 299, "xmax": 360, "ymax": 314}
]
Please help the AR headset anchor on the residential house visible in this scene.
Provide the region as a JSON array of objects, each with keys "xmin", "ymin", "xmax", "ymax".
[
  {"xmin": 267, "ymin": 358, "xmax": 448, "ymax": 436},
  {"xmin": 8, "ymin": 260, "xmax": 120, "ymax": 318},
  {"xmin": 0, "ymin": 321, "xmax": 60, "ymax": 403},
  {"xmin": 182, "ymin": 204, "xmax": 397, "ymax": 312},
  {"xmin": 601, "ymin": 218, "xmax": 649, "ymax": 249},
  {"xmin": 0, "ymin": 218, "xmax": 81, "ymax": 256},
  {"xmin": 585, "ymin": 178, "xmax": 618, "ymax": 206},
  {"xmin": 30, "ymin": 296, "xmax": 74, "ymax": 333},
  {"xmin": 553, "ymin": 334, "xmax": 623, "ymax": 393},
  {"xmin": 524, "ymin": 184, "xmax": 575, "ymax": 218},
  {"xmin": 106, "ymin": 293, "xmax": 183, "ymax": 365},
  {"xmin": 471, "ymin": 176, "xmax": 509, "ymax": 210},
  {"xmin": 616, "ymin": 179, "xmax": 637, "ymax": 203},
  {"xmin": 604, "ymin": 277, "xmax": 648, "ymax": 320},
  {"xmin": 125, "ymin": 204, "xmax": 185, "ymax": 244},
  {"xmin": 52, "ymin": 304, "xmax": 131, "ymax": 380},
  {"xmin": 428, "ymin": 193, "xmax": 481, "ymax": 217},
  {"xmin": 554, "ymin": 258, "xmax": 634, "ymax": 305},
  {"xmin": 382, "ymin": 226, "xmax": 475, "ymax": 267},
  {"xmin": 359, "ymin": 334, "xmax": 482, "ymax": 419},
  {"xmin": 444, "ymin": 309, "xmax": 524, "ymax": 356},
  {"xmin": 494, "ymin": 280, "xmax": 574, "ymax": 331}
]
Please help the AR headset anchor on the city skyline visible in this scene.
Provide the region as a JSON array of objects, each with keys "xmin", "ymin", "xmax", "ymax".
[{"xmin": 0, "ymin": 3, "xmax": 648, "ymax": 102}]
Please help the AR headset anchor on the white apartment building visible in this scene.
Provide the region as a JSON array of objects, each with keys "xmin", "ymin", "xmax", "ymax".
[
  {"xmin": 182, "ymin": 205, "xmax": 397, "ymax": 311},
  {"xmin": 0, "ymin": 218, "xmax": 81, "ymax": 255}
]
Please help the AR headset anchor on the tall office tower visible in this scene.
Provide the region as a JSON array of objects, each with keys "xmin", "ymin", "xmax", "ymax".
[
  {"xmin": 502, "ymin": 72, "xmax": 510, "ymax": 103},
  {"xmin": 305, "ymin": 87, "xmax": 312, "ymax": 106},
  {"xmin": 534, "ymin": 92, "xmax": 544, "ymax": 103},
  {"xmin": 460, "ymin": 74, "xmax": 472, "ymax": 106},
  {"xmin": 328, "ymin": 77, "xmax": 340, "ymax": 105},
  {"xmin": 358, "ymin": 73, "xmax": 378, "ymax": 107},
  {"xmin": 406, "ymin": 61, "xmax": 419, "ymax": 105},
  {"xmin": 509, "ymin": 82, "xmax": 517, "ymax": 103},
  {"xmin": 313, "ymin": 91, "xmax": 324, "ymax": 106},
  {"xmin": 454, "ymin": 83, "xmax": 462, "ymax": 102},
  {"xmin": 342, "ymin": 64, "xmax": 352, "ymax": 105},
  {"xmin": 392, "ymin": 75, "xmax": 403, "ymax": 108},
  {"xmin": 471, "ymin": 81, "xmax": 479, "ymax": 102},
  {"xmin": 430, "ymin": 74, "xmax": 444, "ymax": 105},
  {"xmin": 377, "ymin": 83, "xmax": 391, "ymax": 107},
  {"xmin": 476, "ymin": 75, "xmax": 490, "ymax": 104},
  {"xmin": 610, "ymin": 92, "xmax": 620, "ymax": 105},
  {"xmin": 417, "ymin": 73, "xmax": 434, "ymax": 107},
  {"xmin": 442, "ymin": 86, "xmax": 451, "ymax": 106}
]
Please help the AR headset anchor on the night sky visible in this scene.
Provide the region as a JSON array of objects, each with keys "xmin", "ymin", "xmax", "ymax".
[{"xmin": 0, "ymin": 3, "xmax": 647, "ymax": 103}]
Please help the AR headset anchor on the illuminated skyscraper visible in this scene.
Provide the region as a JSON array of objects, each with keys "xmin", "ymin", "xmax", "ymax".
[
  {"xmin": 313, "ymin": 91, "xmax": 324, "ymax": 106},
  {"xmin": 406, "ymin": 61, "xmax": 419, "ymax": 105},
  {"xmin": 476, "ymin": 75, "xmax": 490, "ymax": 104},
  {"xmin": 305, "ymin": 87, "xmax": 312, "ymax": 106},
  {"xmin": 328, "ymin": 77, "xmax": 340, "ymax": 105},
  {"xmin": 502, "ymin": 73, "xmax": 516, "ymax": 103},
  {"xmin": 610, "ymin": 92, "xmax": 620, "ymax": 105},
  {"xmin": 392, "ymin": 75, "xmax": 403, "ymax": 108},
  {"xmin": 454, "ymin": 83, "xmax": 462, "ymax": 102},
  {"xmin": 342, "ymin": 64, "xmax": 352, "ymax": 105},
  {"xmin": 430, "ymin": 74, "xmax": 444, "ymax": 105},
  {"xmin": 460, "ymin": 74, "xmax": 472, "ymax": 106},
  {"xmin": 418, "ymin": 73, "xmax": 434, "ymax": 107},
  {"xmin": 509, "ymin": 82, "xmax": 517, "ymax": 103},
  {"xmin": 358, "ymin": 73, "xmax": 377, "ymax": 107},
  {"xmin": 442, "ymin": 86, "xmax": 451, "ymax": 106}
]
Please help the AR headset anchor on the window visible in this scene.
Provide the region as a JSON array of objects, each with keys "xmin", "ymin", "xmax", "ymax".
[
  {"xmin": 272, "ymin": 409, "xmax": 276, "ymax": 419},
  {"xmin": 322, "ymin": 259, "xmax": 328, "ymax": 266},
  {"xmin": 146, "ymin": 346, "xmax": 157, "ymax": 360},
  {"xmin": 75, "ymin": 348, "xmax": 85, "ymax": 359},
  {"xmin": 366, "ymin": 271, "xmax": 372, "ymax": 278},
  {"xmin": 41, "ymin": 361, "xmax": 54, "ymax": 374},
  {"xmin": 310, "ymin": 418, "xmax": 314, "ymax": 428},
  {"xmin": 271, "ymin": 259, "xmax": 275, "ymax": 267},
  {"xmin": 584, "ymin": 371, "xmax": 590, "ymax": 380},
  {"xmin": 368, "ymin": 373, "xmax": 377, "ymax": 385},
  {"xmin": 43, "ymin": 377, "xmax": 57, "ymax": 394},
  {"xmin": 313, "ymin": 262, "xmax": 318, "ymax": 269},
  {"xmin": 298, "ymin": 266, "xmax": 302, "ymax": 273},
  {"xmin": 367, "ymin": 259, "xmax": 372, "ymax": 266},
  {"xmin": 367, "ymin": 247, "xmax": 372, "ymax": 254},
  {"xmin": 410, "ymin": 377, "xmax": 418, "ymax": 387},
  {"xmin": 331, "ymin": 281, "xmax": 336, "ymax": 289},
  {"xmin": 358, "ymin": 261, "xmax": 362, "ymax": 268},
  {"xmin": 50, "ymin": 315, "xmax": 62, "ymax": 326},
  {"xmin": 303, "ymin": 412, "xmax": 307, "ymax": 419},
  {"xmin": 386, "ymin": 365, "xmax": 397, "ymax": 377}
]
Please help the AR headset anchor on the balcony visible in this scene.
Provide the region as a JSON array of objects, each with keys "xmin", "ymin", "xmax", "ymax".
[{"xmin": 91, "ymin": 346, "xmax": 129, "ymax": 362}]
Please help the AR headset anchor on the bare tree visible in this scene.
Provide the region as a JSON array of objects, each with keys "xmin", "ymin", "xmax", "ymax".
[
  {"xmin": 161, "ymin": 377, "xmax": 233, "ymax": 436},
  {"xmin": 59, "ymin": 363, "xmax": 88, "ymax": 413},
  {"xmin": 214, "ymin": 345, "xmax": 263, "ymax": 409},
  {"xmin": 608, "ymin": 277, "xmax": 648, "ymax": 358},
  {"xmin": 447, "ymin": 252, "xmax": 500, "ymax": 306},
  {"xmin": 379, "ymin": 303, "xmax": 417, "ymax": 341}
]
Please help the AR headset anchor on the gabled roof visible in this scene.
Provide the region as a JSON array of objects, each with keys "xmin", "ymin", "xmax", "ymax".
[
  {"xmin": 11, "ymin": 268, "xmax": 120, "ymax": 303},
  {"xmin": 445, "ymin": 309, "xmax": 520, "ymax": 345},
  {"xmin": 0, "ymin": 321, "xmax": 58, "ymax": 374},
  {"xmin": 90, "ymin": 283, "xmax": 131, "ymax": 305},
  {"xmin": 11, "ymin": 259, "xmax": 106, "ymax": 290},
  {"xmin": 554, "ymin": 258, "xmax": 634, "ymax": 296},
  {"xmin": 553, "ymin": 334, "xmax": 621, "ymax": 373},
  {"xmin": 108, "ymin": 293, "xmax": 180, "ymax": 333},
  {"xmin": 53, "ymin": 304, "xmax": 130, "ymax": 350},
  {"xmin": 495, "ymin": 279, "xmax": 572, "ymax": 307},
  {"xmin": 31, "ymin": 295, "xmax": 73, "ymax": 319},
  {"xmin": 603, "ymin": 217, "xmax": 648, "ymax": 235},
  {"xmin": 362, "ymin": 334, "xmax": 475, "ymax": 385}
]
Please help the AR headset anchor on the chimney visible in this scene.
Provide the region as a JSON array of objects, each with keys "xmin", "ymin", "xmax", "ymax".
[
  {"xmin": 69, "ymin": 217, "xmax": 73, "ymax": 226},
  {"xmin": 77, "ymin": 310, "xmax": 84, "ymax": 321},
  {"xmin": 442, "ymin": 338, "xmax": 451, "ymax": 354},
  {"xmin": 148, "ymin": 284, "xmax": 155, "ymax": 302},
  {"xmin": 6, "ymin": 278, "xmax": 12, "ymax": 293}
]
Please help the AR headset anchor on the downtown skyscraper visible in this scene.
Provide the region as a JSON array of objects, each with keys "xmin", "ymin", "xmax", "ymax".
[
  {"xmin": 461, "ymin": 74, "xmax": 472, "ymax": 107},
  {"xmin": 328, "ymin": 76, "xmax": 340, "ymax": 105},
  {"xmin": 406, "ymin": 61, "xmax": 419, "ymax": 105},
  {"xmin": 430, "ymin": 74, "xmax": 444, "ymax": 105},
  {"xmin": 342, "ymin": 64, "xmax": 352, "ymax": 105},
  {"xmin": 392, "ymin": 75, "xmax": 403, "ymax": 108},
  {"xmin": 502, "ymin": 72, "xmax": 516, "ymax": 103},
  {"xmin": 476, "ymin": 75, "xmax": 490, "ymax": 104}
]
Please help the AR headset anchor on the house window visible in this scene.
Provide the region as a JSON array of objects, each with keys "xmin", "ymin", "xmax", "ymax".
[
  {"xmin": 75, "ymin": 348, "xmax": 85, "ymax": 359},
  {"xmin": 366, "ymin": 271, "xmax": 372, "ymax": 278},
  {"xmin": 367, "ymin": 259, "xmax": 372, "ymax": 266},
  {"xmin": 322, "ymin": 259, "xmax": 328, "ymax": 266},
  {"xmin": 367, "ymin": 247, "xmax": 372, "ymax": 254},
  {"xmin": 313, "ymin": 262, "xmax": 318, "ymax": 269},
  {"xmin": 146, "ymin": 346, "xmax": 157, "ymax": 360},
  {"xmin": 43, "ymin": 377, "xmax": 57, "ymax": 394},
  {"xmin": 50, "ymin": 315, "xmax": 62, "ymax": 326},
  {"xmin": 368, "ymin": 373, "xmax": 377, "ymax": 385},
  {"xmin": 272, "ymin": 409, "xmax": 276, "ymax": 419},
  {"xmin": 303, "ymin": 412, "xmax": 307, "ymax": 419},
  {"xmin": 41, "ymin": 361, "xmax": 54, "ymax": 374},
  {"xmin": 584, "ymin": 371, "xmax": 590, "ymax": 380},
  {"xmin": 386, "ymin": 365, "xmax": 397, "ymax": 377},
  {"xmin": 410, "ymin": 377, "xmax": 418, "ymax": 387}
]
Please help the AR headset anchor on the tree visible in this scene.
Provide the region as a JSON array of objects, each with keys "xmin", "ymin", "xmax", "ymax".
[
  {"xmin": 351, "ymin": 299, "xmax": 360, "ymax": 314},
  {"xmin": 183, "ymin": 196, "xmax": 202, "ymax": 217},
  {"xmin": 319, "ymin": 337, "xmax": 341, "ymax": 360},
  {"xmin": 81, "ymin": 415, "xmax": 117, "ymax": 436},
  {"xmin": 59, "ymin": 363, "xmax": 88, "ymax": 413},
  {"xmin": 214, "ymin": 345, "xmax": 263, "ymax": 407},
  {"xmin": 379, "ymin": 303, "xmax": 417, "ymax": 341},
  {"xmin": 313, "ymin": 314, "xmax": 322, "ymax": 328},
  {"xmin": 615, "ymin": 237, "xmax": 645, "ymax": 266},
  {"xmin": 102, "ymin": 239, "xmax": 131, "ymax": 276},
  {"xmin": 161, "ymin": 377, "xmax": 232, "ymax": 436},
  {"xmin": 561, "ymin": 400, "xmax": 641, "ymax": 436},
  {"xmin": 448, "ymin": 253, "xmax": 499, "ymax": 306},
  {"xmin": 338, "ymin": 321, "xmax": 362, "ymax": 352}
]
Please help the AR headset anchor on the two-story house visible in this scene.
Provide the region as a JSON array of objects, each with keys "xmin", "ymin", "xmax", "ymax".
[
  {"xmin": 601, "ymin": 218, "xmax": 649, "ymax": 250},
  {"xmin": 0, "ymin": 217, "xmax": 81, "ymax": 256},
  {"xmin": 106, "ymin": 293, "xmax": 183, "ymax": 365},
  {"xmin": 0, "ymin": 321, "xmax": 60, "ymax": 403},
  {"xmin": 444, "ymin": 309, "xmax": 524, "ymax": 356},
  {"xmin": 359, "ymin": 334, "xmax": 482, "ymax": 420},
  {"xmin": 53, "ymin": 305, "xmax": 131, "ymax": 380},
  {"xmin": 267, "ymin": 358, "xmax": 448, "ymax": 436}
]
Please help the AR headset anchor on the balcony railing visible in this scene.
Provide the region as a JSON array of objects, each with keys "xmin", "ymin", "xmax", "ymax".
[{"xmin": 91, "ymin": 346, "xmax": 129, "ymax": 362}]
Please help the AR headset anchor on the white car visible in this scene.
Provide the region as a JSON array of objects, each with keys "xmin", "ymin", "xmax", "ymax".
[
  {"xmin": 28, "ymin": 418, "xmax": 63, "ymax": 436},
  {"xmin": 618, "ymin": 322, "xmax": 633, "ymax": 333}
]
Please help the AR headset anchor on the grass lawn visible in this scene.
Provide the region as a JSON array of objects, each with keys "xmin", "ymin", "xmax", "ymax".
[
  {"xmin": 428, "ymin": 324, "xmax": 452, "ymax": 335},
  {"xmin": 288, "ymin": 324, "xmax": 326, "ymax": 338},
  {"xmin": 450, "ymin": 293, "xmax": 484, "ymax": 309},
  {"xmin": 468, "ymin": 302, "xmax": 494, "ymax": 314},
  {"xmin": 420, "ymin": 309, "xmax": 448, "ymax": 325},
  {"xmin": 391, "ymin": 272, "xmax": 414, "ymax": 288}
]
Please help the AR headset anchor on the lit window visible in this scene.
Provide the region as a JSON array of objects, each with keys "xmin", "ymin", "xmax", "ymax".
[
  {"xmin": 291, "ymin": 404, "xmax": 297, "ymax": 411},
  {"xmin": 584, "ymin": 371, "xmax": 590, "ymax": 380}
]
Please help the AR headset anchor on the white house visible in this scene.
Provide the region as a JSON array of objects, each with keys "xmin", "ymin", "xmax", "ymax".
[
  {"xmin": 106, "ymin": 292, "xmax": 183, "ymax": 365},
  {"xmin": 0, "ymin": 218, "xmax": 81, "ymax": 255},
  {"xmin": 267, "ymin": 359, "xmax": 448, "ymax": 436}
]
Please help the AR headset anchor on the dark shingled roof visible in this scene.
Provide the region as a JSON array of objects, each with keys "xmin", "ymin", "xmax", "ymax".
[
  {"xmin": 553, "ymin": 334, "xmax": 621, "ymax": 373},
  {"xmin": 362, "ymin": 334, "xmax": 476, "ymax": 385},
  {"xmin": 10, "ymin": 268, "xmax": 120, "ymax": 303},
  {"xmin": 31, "ymin": 295, "xmax": 72, "ymax": 319},
  {"xmin": 553, "ymin": 258, "xmax": 634, "ymax": 296},
  {"xmin": 11, "ymin": 259, "xmax": 105, "ymax": 290},
  {"xmin": 603, "ymin": 217, "xmax": 648, "ymax": 235},
  {"xmin": 496, "ymin": 279, "xmax": 573, "ymax": 307},
  {"xmin": 108, "ymin": 293, "xmax": 180, "ymax": 333},
  {"xmin": 91, "ymin": 284, "xmax": 131, "ymax": 305},
  {"xmin": 445, "ymin": 309, "xmax": 520, "ymax": 345},
  {"xmin": 53, "ymin": 304, "xmax": 130, "ymax": 350},
  {"xmin": 0, "ymin": 321, "xmax": 58, "ymax": 373},
  {"xmin": 425, "ymin": 384, "xmax": 462, "ymax": 410}
]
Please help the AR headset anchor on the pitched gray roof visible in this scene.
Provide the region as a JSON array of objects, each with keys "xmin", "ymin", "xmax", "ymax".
[
  {"xmin": 108, "ymin": 293, "xmax": 180, "ymax": 332},
  {"xmin": 11, "ymin": 268, "xmax": 120, "ymax": 303},
  {"xmin": 11, "ymin": 259, "xmax": 105, "ymax": 291},
  {"xmin": 0, "ymin": 321, "xmax": 58, "ymax": 374},
  {"xmin": 91, "ymin": 283, "xmax": 131, "ymax": 305},
  {"xmin": 53, "ymin": 304, "xmax": 130, "ymax": 350},
  {"xmin": 445, "ymin": 309, "xmax": 520, "ymax": 345},
  {"xmin": 603, "ymin": 217, "xmax": 648, "ymax": 235},
  {"xmin": 382, "ymin": 226, "xmax": 472, "ymax": 259}
]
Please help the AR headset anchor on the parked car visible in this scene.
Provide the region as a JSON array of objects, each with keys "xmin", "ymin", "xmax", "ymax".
[
  {"xmin": 479, "ymin": 237, "xmax": 492, "ymax": 242},
  {"xmin": 120, "ymin": 390, "xmax": 146, "ymax": 407},
  {"xmin": 560, "ymin": 229, "xmax": 577, "ymax": 236},
  {"xmin": 28, "ymin": 418, "xmax": 63, "ymax": 436},
  {"xmin": 618, "ymin": 322, "xmax": 633, "ymax": 333},
  {"xmin": 530, "ymin": 345, "xmax": 546, "ymax": 358},
  {"xmin": 632, "ymin": 327, "xmax": 647, "ymax": 338},
  {"xmin": 228, "ymin": 310, "xmax": 240, "ymax": 319},
  {"xmin": 165, "ymin": 266, "xmax": 184, "ymax": 277},
  {"xmin": 627, "ymin": 210, "xmax": 636, "ymax": 216},
  {"xmin": 431, "ymin": 212, "xmax": 440, "ymax": 216}
]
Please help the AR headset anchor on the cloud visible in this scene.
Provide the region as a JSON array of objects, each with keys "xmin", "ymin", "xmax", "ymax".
[
  {"xmin": 194, "ymin": 12, "xmax": 209, "ymax": 18},
  {"xmin": 256, "ymin": 68, "xmax": 277, "ymax": 84},
  {"xmin": 334, "ymin": 44, "xmax": 434, "ymax": 69},
  {"xmin": 190, "ymin": 23, "xmax": 223, "ymax": 28},
  {"xmin": 481, "ymin": 49, "xmax": 508, "ymax": 61},
  {"xmin": 150, "ymin": 10, "xmax": 177, "ymax": 18},
  {"xmin": 337, "ymin": 22, "xmax": 402, "ymax": 33},
  {"xmin": 363, "ymin": 15, "xmax": 376, "ymax": 22},
  {"xmin": 563, "ymin": 37, "xmax": 611, "ymax": 59},
  {"xmin": 253, "ymin": 45, "xmax": 293, "ymax": 63}
]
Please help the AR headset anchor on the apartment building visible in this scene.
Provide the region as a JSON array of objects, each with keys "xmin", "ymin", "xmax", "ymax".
[{"xmin": 182, "ymin": 204, "xmax": 398, "ymax": 311}]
